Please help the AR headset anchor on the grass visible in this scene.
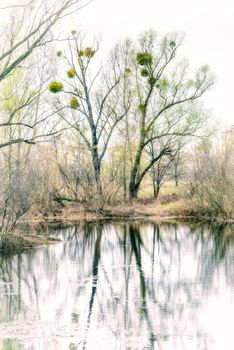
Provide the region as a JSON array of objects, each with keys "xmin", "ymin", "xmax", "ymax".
[{"xmin": 139, "ymin": 178, "xmax": 182, "ymax": 198}]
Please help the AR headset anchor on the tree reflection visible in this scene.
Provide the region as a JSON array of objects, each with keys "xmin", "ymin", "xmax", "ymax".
[{"xmin": 0, "ymin": 221, "xmax": 234, "ymax": 349}]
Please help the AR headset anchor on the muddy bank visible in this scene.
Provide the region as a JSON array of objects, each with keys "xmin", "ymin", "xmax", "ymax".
[
  {"xmin": 26, "ymin": 200, "xmax": 234, "ymax": 225},
  {"xmin": 1, "ymin": 199, "xmax": 233, "ymax": 257},
  {"xmin": 0, "ymin": 234, "xmax": 61, "ymax": 256}
]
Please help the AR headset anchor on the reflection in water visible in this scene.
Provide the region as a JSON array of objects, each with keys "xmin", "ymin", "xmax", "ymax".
[{"xmin": 0, "ymin": 221, "xmax": 234, "ymax": 349}]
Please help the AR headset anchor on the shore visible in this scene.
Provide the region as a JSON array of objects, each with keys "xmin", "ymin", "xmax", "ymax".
[
  {"xmin": 1, "ymin": 192, "xmax": 233, "ymax": 256},
  {"xmin": 26, "ymin": 196, "xmax": 234, "ymax": 224},
  {"xmin": 0, "ymin": 233, "xmax": 61, "ymax": 256}
]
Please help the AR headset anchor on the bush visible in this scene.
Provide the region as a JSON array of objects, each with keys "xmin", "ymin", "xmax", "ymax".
[{"xmin": 189, "ymin": 139, "xmax": 234, "ymax": 218}]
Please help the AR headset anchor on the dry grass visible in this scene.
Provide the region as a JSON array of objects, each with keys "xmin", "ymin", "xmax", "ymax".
[
  {"xmin": 25, "ymin": 181, "xmax": 188, "ymax": 223},
  {"xmin": 0, "ymin": 233, "xmax": 61, "ymax": 255}
]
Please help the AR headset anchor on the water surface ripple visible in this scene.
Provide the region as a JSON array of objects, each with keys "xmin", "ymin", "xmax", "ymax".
[{"xmin": 0, "ymin": 221, "xmax": 234, "ymax": 349}]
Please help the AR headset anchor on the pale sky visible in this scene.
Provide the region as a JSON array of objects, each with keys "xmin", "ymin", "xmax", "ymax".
[
  {"xmin": 0, "ymin": 0, "xmax": 233, "ymax": 126},
  {"xmin": 70, "ymin": 0, "xmax": 234, "ymax": 126}
]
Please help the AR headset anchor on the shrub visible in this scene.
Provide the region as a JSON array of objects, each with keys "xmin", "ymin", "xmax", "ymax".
[{"xmin": 189, "ymin": 140, "xmax": 234, "ymax": 218}]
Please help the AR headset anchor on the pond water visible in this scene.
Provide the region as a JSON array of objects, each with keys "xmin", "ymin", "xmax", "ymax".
[{"xmin": 0, "ymin": 221, "xmax": 234, "ymax": 350}]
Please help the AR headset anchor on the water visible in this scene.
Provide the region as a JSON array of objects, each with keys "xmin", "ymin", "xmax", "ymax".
[{"xmin": 0, "ymin": 220, "xmax": 234, "ymax": 350}]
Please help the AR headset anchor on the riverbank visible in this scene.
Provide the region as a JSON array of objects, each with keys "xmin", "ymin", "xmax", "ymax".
[
  {"xmin": 26, "ymin": 180, "xmax": 234, "ymax": 224},
  {"xmin": 26, "ymin": 196, "xmax": 233, "ymax": 224},
  {"xmin": 0, "ymin": 233, "xmax": 61, "ymax": 256},
  {"xmin": 1, "ymin": 184, "xmax": 233, "ymax": 256},
  {"xmin": 0, "ymin": 197, "xmax": 189, "ymax": 256}
]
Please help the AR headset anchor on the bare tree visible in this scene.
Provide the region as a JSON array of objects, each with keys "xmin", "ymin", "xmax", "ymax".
[
  {"xmin": 190, "ymin": 136, "xmax": 234, "ymax": 218},
  {"xmin": 0, "ymin": 0, "xmax": 88, "ymax": 151},
  {"xmin": 0, "ymin": 0, "xmax": 85, "ymax": 82},
  {"xmin": 49, "ymin": 33, "xmax": 132, "ymax": 194},
  {"xmin": 116, "ymin": 31, "xmax": 214, "ymax": 199},
  {"xmin": 170, "ymin": 141, "xmax": 186, "ymax": 187},
  {"xmin": 147, "ymin": 139, "xmax": 173, "ymax": 198}
]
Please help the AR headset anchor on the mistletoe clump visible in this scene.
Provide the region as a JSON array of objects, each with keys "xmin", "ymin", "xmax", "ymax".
[
  {"xmin": 156, "ymin": 77, "xmax": 170, "ymax": 90},
  {"xmin": 84, "ymin": 47, "xmax": 96, "ymax": 57},
  {"xmin": 137, "ymin": 104, "xmax": 146, "ymax": 113},
  {"xmin": 136, "ymin": 52, "xmax": 153, "ymax": 66},
  {"xmin": 67, "ymin": 68, "xmax": 77, "ymax": 78},
  {"xmin": 148, "ymin": 77, "xmax": 157, "ymax": 86},
  {"xmin": 69, "ymin": 96, "xmax": 80, "ymax": 109},
  {"xmin": 56, "ymin": 50, "xmax": 62, "ymax": 57},
  {"xmin": 48, "ymin": 81, "xmax": 63, "ymax": 93},
  {"xmin": 124, "ymin": 68, "xmax": 131, "ymax": 76},
  {"xmin": 78, "ymin": 50, "xmax": 84, "ymax": 57},
  {"xmin": 141, "ymin": 68, "xmax": 149, "ymax": 77},
  {"xmin": 169, "ymin": 40, "xmax": 176, "ymax": 47}
]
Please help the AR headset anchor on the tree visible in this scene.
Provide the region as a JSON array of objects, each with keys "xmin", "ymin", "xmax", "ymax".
[
  {"xmin": 190, "ymin": 137, "xmax": 234, "ymax": 218},
  {"xmin": 147, "ymin": 139, "xmax": 173, "ymax": 198},
  {"xmin": 0, "ymin": 0, "xmax": 85, "ymax": 82},
  {"xmin": 117, "ymin": 31, "xmax": 214, "ymax": 198},
  {"xmin": 170, "ymin": 141, "xmax": 186, "ymax": 187},
  {"xmin": 0, "ymin": 0, "xmax": 87, "ymax": 150},
  {"xmin": 49, "ymin": 33, "xmax": 131, "ymax": 194}
]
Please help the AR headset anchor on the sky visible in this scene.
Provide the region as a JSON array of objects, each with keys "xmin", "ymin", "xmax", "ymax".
[
  {"xmin": 0, "ymin": 0, "xmax": 233, "ymax": 126},
  {"xmin": 67, "ymin": 0, "xmax": 234, "ymax": 127}
]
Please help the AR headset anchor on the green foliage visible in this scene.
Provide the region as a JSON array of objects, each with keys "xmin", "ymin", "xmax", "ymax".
[
  {"xmin": 78, "ymin": 50, "xmax": 84, "ymax": 57},
  {"xmin": 136, "ymin": 52, "xmax": 153, "ymax": 66},
  {"xmin": 201, "ymin": 64, "xmax": 209, "ymax": 73},
  {"xmin": 141, "ymin": 68, "xmax": 149, "ymax": 77},
  {"xmin": 0, "ymin": 68, "xmax": 34, "ymax": 111},
  {"xmin": 169, "ymin": 40, "xmax": 176, "ymax": 47},
  {"xmin": 148, "ymin": 77, "xmax": 157, "ymax": 86},
  {"xmin": 156, "ymin": 77, "xmax": 170, "ymax": 90},
  {"xmin": 48, "ymin": 81, "xmax": 63, "ymax": 93},
  {"xmin": 137, "ymin": 104, "xmax": 146, "ymax": 113},
  {"xmin": 196, "ymin": 139, "xmax": 212, "ymax": 152},
  {"xmin": 67, "ymin": 68, "xmax": 77, "ymax": 78},
  {"xmin": 124, "ymin": 68, "xmax": 131, "ymax": 76},
  {"xmin": 56, "ymin": 50, "xmax": 62, "ymax": 57},
  {"xmin": 69, "ymin": 96, "xmax": 79, "ymax": 109},
  {"xmin": 84, "ymin": 47, "xmax": 96, "ymax": 57}
]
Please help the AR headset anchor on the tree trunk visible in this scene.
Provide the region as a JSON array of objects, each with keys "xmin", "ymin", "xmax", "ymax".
[
  {"xmin": 153, "ymin": 179, "xmax": 157, "ymax": 198},
  {"xmin": 156, "ymin": 180, "xmax": 161, "ymax": 198},
  {"xmin": 129, "ymin": 181, "xmax": 140, "ymax": 199},
  {"xmin": 129, "ymin": 143, "xmax": 144, "ymax": 199},
  {"xmin": 152, "ymin": 165, "xmax": 158, "ymax": 198},
  {"xmin": 92, "ymin": 150, "xmax": 102, "ymax": 194},
  {"xmin": 123, "ymin": 171, "xmax": 127, "ymax": 202}
]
